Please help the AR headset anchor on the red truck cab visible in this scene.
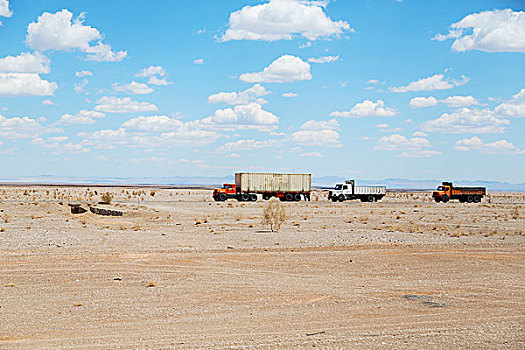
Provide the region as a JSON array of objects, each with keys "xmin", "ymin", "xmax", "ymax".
[{"xmin": 213, "ymin": 183, "xmax": 237, "ymax": 201}]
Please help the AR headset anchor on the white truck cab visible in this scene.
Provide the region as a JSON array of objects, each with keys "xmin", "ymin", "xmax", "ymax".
[{"xmin": 328, "ymin": 180, "xmax": 386, "ymax": 202}]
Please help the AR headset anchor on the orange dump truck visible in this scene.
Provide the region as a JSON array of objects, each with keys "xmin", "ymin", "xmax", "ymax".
[{"xmin": 433, "ymin": 181, "xmax": 486, "ymax": 203}]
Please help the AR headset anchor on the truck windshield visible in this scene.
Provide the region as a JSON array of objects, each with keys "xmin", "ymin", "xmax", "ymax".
[
  {"xmin": 335, "ymin": 184, "xmax": 342, "ymax": 190},
  {"xmin": 437, "ymin": 186, "xmax": 445, "ymax": 191},
  {"xmin": 223, "ymin": 184, "xmax": 230, "ymax": 189}
]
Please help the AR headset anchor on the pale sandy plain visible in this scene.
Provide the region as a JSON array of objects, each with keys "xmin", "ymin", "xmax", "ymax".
[{"xmin": 1, "ymin": 186, "xmax": 524, "ymax": 349}]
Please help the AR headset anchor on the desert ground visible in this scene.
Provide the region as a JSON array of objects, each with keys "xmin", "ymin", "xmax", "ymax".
[{"xmin": 1, "ymin": 186, "xmax": 524, "ymax": 349}]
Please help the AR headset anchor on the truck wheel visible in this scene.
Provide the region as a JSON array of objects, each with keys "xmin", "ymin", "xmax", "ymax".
[
  {"xmin": 263, "ymin": 194, "xmax": 270, "ymax": 200},
  {"xmin": 250, "ymin": 194, "xmax": 258, "ymax": 202},
  {"xmin": 294, "ymin": 193, "xmax": 301, "ymax": 202},
  {"xmin": 331, "ymin": 196, "xmax": 338, "ymax": 202},
  {"xmin": 442, "ymin": 195, "xmax": 449, "ymax": 203},
  {"xmin": 467, "ymin": 196, "xmax": 473, "ymax": 203},
  {"xmin": 241, "ymin": 193, "xmax": 250, "ymax": 201},
  {"xmin": 434, "ymin": 197, "xmax": 441, "ymax": 203},
  {"xmin": 474, "ymin": 195, "xmax": 481, "ymax": 203},
  {"xmin": 285, "ymin": 193, "xmax": 293, "ymax": 201},
  {"xmin": 338, "ymin": 194, "xmax": 345, "ymax": 202},
  {"xmin": 367, "ymin": 195, "xmax": 375, "ymax": 202},
  {"xmin": 219, "ymin": 193, "xmax": 227, "ymax": 201}
]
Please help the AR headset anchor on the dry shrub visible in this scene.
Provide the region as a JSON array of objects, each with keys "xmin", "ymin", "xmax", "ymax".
[
  {"xmin": 510, "ymin": 207, "xmax": 520, "ymax": 220},
  {"xmin": 234, "ymin": 213, "xmax": 243, "ymax": 221},
  {"xmin": 100, "ymin": 192, "xmax": 113, "ymax": 204},
  {"xmin": 262, "ymin": 198, "xmax": 286, "ymax": 232},
  {"xmin": 146, "ymin": 281, "xmax": 156, "ymax": 288}
]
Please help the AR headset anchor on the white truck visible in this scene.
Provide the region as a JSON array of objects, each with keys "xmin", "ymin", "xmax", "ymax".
[{"xmin": 328, "ymin": 180, "xmax": 386, "ymax": 202}]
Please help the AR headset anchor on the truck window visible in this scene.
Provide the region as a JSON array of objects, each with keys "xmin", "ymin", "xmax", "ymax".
[
  {"xmin": 437, "ymin": 186, "xmax": 445, "ymax": 191},
  {"xmin": 343, "ymin": 185, "xmax": 348, "ymax": 190},
  {"xmin": 335, "ymin": 184, "xmax": 342, "ymax": 190}
]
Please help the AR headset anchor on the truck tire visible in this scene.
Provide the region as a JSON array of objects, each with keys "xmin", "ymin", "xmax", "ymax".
[
  {"xmin": 338, "ymin": 194, "xmax": 345, "ymax": 202},
  {"xmin": 434, "ymin": 197, "xmax": 441, "ymax": 203},
  {"xmin": 474, "ymin": 195, "xmax": 481, "ymax": 203},
  {"xmin": 219, "ymin": 193, "xmax": 227, "ymax": 201},
  {"xmin": 263, "ymin": 194, "xmax": 270, "ymax": 200},
  {"xmin": 367, "ymin": 195, "xmax": 375, "ymax": 202},
  {"xmin": 285, "ymin": 193, "xmax": 293, "ymax": 201},
  {"xmin": 331, "ymin": 196, "xmax": 338, "ymax": 202},
  {"xmin": 241, "ymin": 193, "xmax": 250, "ymax": 201},
  {"xmin": 467, "ymin": 196, "xmax": 474, "ymax": 203},
  {"xmin": 442, "ymin": 194, "xmax": 449, "ymax": 203},
  {"xmin": 250, "ymin": 194, "xmax": 258, "ymax": 202},
  {"xmin": 294, "ymin": 193, "xmax": 301, "ymax": 202}
]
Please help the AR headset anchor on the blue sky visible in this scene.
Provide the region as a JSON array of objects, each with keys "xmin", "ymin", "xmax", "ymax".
[{"xmin": 0, "ymin": 0, "xmax": 524, "ymax": 182}]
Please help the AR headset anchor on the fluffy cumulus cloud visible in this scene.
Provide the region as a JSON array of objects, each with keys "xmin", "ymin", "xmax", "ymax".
[
  {"xmin": 409, "ymin": 96, "xmax": 438, "ymax": 108},
  {"xmin": 75, "ymin": 70, "xmax": 92, "ymax": 77},
  {"xmin": 31, "ymin": 136, "xmax": 89, "ymax": 154},
  {"xmin": 291, "ymin": 119, "xmax": 341, "ymax": 148},
  {"xmin": 0, "ymin": 52, "xmax": 50, "ymax": 74},
  {"xmin": 136, "ymin": 66, "xmax": 166, "ymax": 78},
  {"xmin": 433, "ymin": 9, "xmax": 525, "ymax": 53},
  {"xmin": 215, "ymin": 139, "xmax": 280, "ymax": 153},
  {"xmin": 200, "ymin": 103, "xmax": 279, "ymax": 131},
  {"xmin": 240, "ymin": 55, "xmax": 311, "ymax": 83},
  {"xmin": 57, "ymin": 110, "xmax": 105, "ymax": 126},
  {"xmin": 79, "ymin": 115, "xmax": 220, "ymax": 149},
  {"xmin": 390, "ymin": 73, "xmax": 469, "ymax": 93},
  {"xmin": 113, "ymin": 81, "xmax": 154, "ymax": 95},
  {"xmin": 375, "ymin": 134, "xmax": 440, "ymax": 157},
  {"xmin": 0, "ymin": 0, "xmax": 11, "ymax": 22},
  {"xmin": 220, "ymin": 0, "xmax": 351, "ymax": 42},
  {"xmin": 282, "ymin": 92, "xmax": 297, "ymax": 98},
  {"xmin": 0, "ymin": 73, "xmax": 57, "ymax": 96},
  {"xmin": 94, "ymin": 96, "xmax": 158, "ymax": 113},
  {"xmin": 307, "ymin": 55, "xmax": 339, "ymax": 63},
  {"xmin": 421, "ymin": 108, "xmax": 509, "ymax": 133},
  {"xmin": 495, "ymin": 88, "xmax": 525, "ymax": 117},
  {"xmin": 208, "ymin": 84, "xmax": 270, "ymax": 105},
  {"xmin": 0, "ymin": 114, "xmax": 55, "ymax": 139},
  {"xmin": 26, "ymin": 10, "xmax": 126, "ymax": 62},
  {"xmin": 455, "ymin": 136, "xmax": 524, "ymax": 154},
  {"xmin": 330, "ymin": 99, "xmax": 397, "ymax": 118}
]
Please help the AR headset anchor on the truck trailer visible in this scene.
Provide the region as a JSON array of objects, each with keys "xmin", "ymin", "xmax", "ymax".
[
  {"xmin": 213, "ymin": 173, "xmax": 311, "ymax": 202},
  {"xmin": 433, "ymin": 182, "xmax": 486, "ymax": 203},
  {"xmin": 328, "ymin": 180, "xmax": 386, "ymax": 202}
]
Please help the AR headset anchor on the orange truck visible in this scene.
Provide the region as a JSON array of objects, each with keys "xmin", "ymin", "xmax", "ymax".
[
  {"xmin": 213, "ymin": 173, "xmax": 311, "ymax": 202},
  {"xmin": 432, "ymin": 182, "xmax": 486, "ymax": 203}
]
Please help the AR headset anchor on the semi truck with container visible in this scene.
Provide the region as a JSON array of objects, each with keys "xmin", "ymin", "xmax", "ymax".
[
  {"xmin": 328, "ymin": 180, "xmax": 387, "ymax": 202},
  {"xmin": 433, "ymin": 182, "xmax": 486, "ymax": 203},
  {"xmin": 213, "ymin": 173, "xmax": 311, "ymax": 202}
]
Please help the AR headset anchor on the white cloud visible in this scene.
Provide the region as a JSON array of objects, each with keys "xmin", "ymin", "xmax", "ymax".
[
  {"xmin": 409, "ymin": 96, "xmax": 438, "ymax": 108},
  {"xmin": 308, "ymin": 55, "xmax": 339, "ymax": 63},
  {"xmin": 330, "ymin": 99, "xmax": 397, "ymax": 118},
  {"xmin": 94, "ymin": 96, "xmax": 158, "ymax": 113},
  {"xmin": 455, "ymin": 136, "xmax": 524, "ymax": 154},
  {"xmin": 147, "ymin": 76, "xmax": 171, "ymax": 86},
  {"xmin": 200, "ymin": 102, "xmax": 279, "ymax": 131},
  {"xmin": 0, "ymin": 73, "xmax": 57, "ymax": 96},
  {"xmin": 0, "ymin": 114, "xmax": 56, "ymax": 139},
  {"xmin": 57, "ymin": 113, "xmax": 95, "ymax": 125},
  {"xmin": 178, "ymin": 158, "xmax": 208, "ymax": 168},
  {"xmin": 193, "ymin": 58, "xmax": 204, "ymax": 64},
  {"xmin": 494, "ymin": 88, "xmax": 525, "ymax": 117},
  {"xmin": 121, "ymin": 115, "xmax": 185, "ymax": 133},
  {"xmin": 441, "ymin": 95, "xmax": 479, "ymax": 107},
  {"xmin": 74, "ymin": 78, "xmax": 88, "ymax": 94},
  {"xmin": 42, "ymin": 99, "xmax": 54, "ymax": 106},
  {"xmin": 0, "ymin": 0, "xmax": 12, "ymax": 18},
  {"xmin": 113, "ymin": 81, "xmax": 154, "ymax": 95},
  {"xmin": 0, "ymin": 52, "xmax": 50, "ymax": 74},
  {"xmin": 208, "ymin": 84, "xmax": 270, "ymax": 105},
  {"xmin": 78, "ymin": 110, "xmax": 106, "ymax": 119},
  {"xmin": 390, "ymin": 73, "xmax": 470, "ymax": 93},
  {"xmin": 291, "ymin": 119, "xmax": 341, "ymax": 148},
  {"xmin": 300, "ymin": 151, "xmax": 322, "ymax": 158},
  {"xmin": 412, "ymin": 131, "xmax": 428, "ymax": 137},
  {"xmin": 282, "ymin": 92, "xmax": 298, "ymax": 98},
  {"xmin": 375, "ymin": 134, "xmax": 440, "ymax": 157},
  {"xmin": 136, "ymin": 65, "xmax": 165, "ymax": 78},
  {"xmin": 433, "ymin": 9, "xmax": 525, "ymax": 53},
  {"xmin": 421, "ymin": 108, "xmax": 509, "ymax": 133},
  {"xmin": 75, "ymin": 70, "xmax": 92, "ymax": 77},
  {"xmin": 220, "ymin": 0, "xmax": 351, "ymax": 42},
  {"xmin": 215, "ymin": 139, "xmax": 280, "ymax": 153},
  {"xmin": 240, "ymin": 55, "xmax": 311, "ymax": 83},
  {"xmin": 26, "ymin": 10, "xmax": 126, "ymax": 62},
  {"xmin": 31, "ymin": 136, "xmax": 89, "ymax": 154}
]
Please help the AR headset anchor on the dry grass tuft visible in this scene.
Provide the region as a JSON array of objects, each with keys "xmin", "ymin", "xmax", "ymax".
[
  {"xmin": 100, "ymin": 192, "xmax": 113, "ymax": 204},
  {"xmin": 146, "ymin": 281, "xmax": 156, "ymax": 288}
]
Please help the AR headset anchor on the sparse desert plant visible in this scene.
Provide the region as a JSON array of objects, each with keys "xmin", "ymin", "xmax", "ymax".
[
  {"xmin": 100, "ymin": 192, "xmax": 113, "ymax": 204},
  {"xmin": 511, "ymin": 206, "xmax": 520, "ymax": 220},
  {"xmin": 146, "ymin": 281, "xmax": 156, "ymax": 287},
  {"xmin": 234, "ymin": 213, "xmax": 243, "ymax": 221},
  {"xmin": 262, "ymin": 198, "xmax": 286, "ymax": 232},
  {"xmin": 150, "ymin": 190, "xmax": 156, "ymax": 196}
]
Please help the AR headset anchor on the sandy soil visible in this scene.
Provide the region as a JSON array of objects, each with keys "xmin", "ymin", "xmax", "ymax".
[{"xmin": 1, "ymin": 187, "xmax": 524, "ymax": 349}]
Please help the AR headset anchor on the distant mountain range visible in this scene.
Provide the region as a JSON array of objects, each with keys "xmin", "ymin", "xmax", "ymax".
[{"xmin": 1, "ymin": 175, "xmax": 524, "ymax": 192}]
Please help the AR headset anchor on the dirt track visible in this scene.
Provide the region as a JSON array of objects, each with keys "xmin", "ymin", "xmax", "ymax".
[{"xmin": 1, "ymin": 187, "xmax": 524, "ymax": 349}]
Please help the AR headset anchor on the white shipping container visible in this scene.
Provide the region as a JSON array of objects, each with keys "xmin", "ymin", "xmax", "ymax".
[
  {"xmin": 354, "ymin": 186, "xmax": 386, "ymax": 195},
  {"xmin": 235, "ymin": 173, "xmax": 311, "ymax": 193}
]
